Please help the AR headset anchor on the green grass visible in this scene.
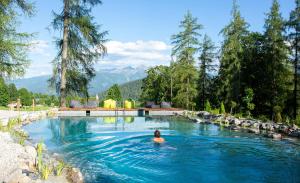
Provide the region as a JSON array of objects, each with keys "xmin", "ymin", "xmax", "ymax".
[{"xmin": 0, "ymin": 106, "xmax": 53, "ymax": 111}]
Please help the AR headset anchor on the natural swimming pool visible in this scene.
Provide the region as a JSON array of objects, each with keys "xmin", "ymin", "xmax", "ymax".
[{"xmin": 24, "ymin": 116, "xmax": 300, "ymax": 183}]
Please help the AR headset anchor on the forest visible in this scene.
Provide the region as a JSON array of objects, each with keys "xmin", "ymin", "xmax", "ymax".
[{"xmin": 141, "ymin": 0, "xmax": 300, "ymax": 124}]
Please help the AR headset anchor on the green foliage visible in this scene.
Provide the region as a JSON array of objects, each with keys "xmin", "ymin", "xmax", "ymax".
[
  {"xmin": 230, "ymin": 101, "xmax": 237, "ymax": 114},
  {"xmin": 170, "ymin": 11, "xmax": 202, "ymax": 109},
  {"xmin": 258, "ymin": 115, "xmax": 270, "ymax": 122},
  {"xmin": 286, "ymin": 0, "xmax": 300, "ymax": 119},
  {"xmin": 7, "ymin": 83, "xmax": 18, "ymax": 102},
  {"xmin": 242, "ymin": 88, "xmax": 255, "ymax": 117},
  {"xmin": 41, "ymin": 164, "xmax": 52, "ymax": 180},
  {"xmin": 50, "ymin": 0, "xmax": 108, "ymax": 106},
  {"xmin": 218, "ymin": 0, "xmax": 249, "ymax": 105},
  {"xmin": 106, "ymin": 84, "xmax": 122, "ymax": 102},
  {"xmin": 37, "ymin": 141, "xmax": 43, "ymax": 172},
  {"xmin": 273, "ymin": 105, "xmax": 282, "ymax": 123},
  {"xmin": 0, "ymin": 78, "xmax": 9, "ymax": 106},
  {"xmin": 198, "ymin": 34, "xmax": 216, "ymax": 110},
  {"xmin": 18, "ymin": 88, "xmax": 32, "ymax": 106},
  {"xmin": 263, "ymin": 0, "xmax": 291, "ymax": 117},
  {"xmin": 141, "ymin": 66, "xmax": 172, "ymax": 103},
  {"xmin": 55, "ymin": 160, "xmax": 65, "ymax": 176},
  {"xmin": 211, "ymin": 108, "xmax": 220, "ymax": 115},
  {"xmin": 0, "ymin": 0, "xmax": 34, "ymax": 77},
  {"xmin": 220, "ymin": 102, "xmax": 226, "ymax": 114},
  {"xmin": 204, "ymin": 100, "xmax": 212, "ymax": 112}
]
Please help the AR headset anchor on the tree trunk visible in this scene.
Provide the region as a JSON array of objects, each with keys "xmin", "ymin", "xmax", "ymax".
[{"xmin": 60, "ymin": 0, "xmax": 69, "ymax": 107}]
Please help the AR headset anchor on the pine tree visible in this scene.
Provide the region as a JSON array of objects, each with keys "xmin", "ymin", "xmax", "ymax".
[
  {"xmin": 218, "ymin": 0, "xmax": 248, "ymax": 108},
  {"xmin": 198, "ymin": 34, "xmax": 216, "ymax": 110},
  {"xmin": 171, "ymin": 11, "xmax": 202, "ymax": 110},
  {"xmin": 287, "ymin": 0, "xmax": 300, "ymax": 119},
  {"xmin": 264, "ymin": 0, "xmax": 291, "ymax": 119},
  {"xmin": 106, "ymin": 84, "xmax": 122, "ymax": 102},
  {"xmin": 0, "ymin": 0, "xmax": 34, "ymax": 77},
  {"xmin": 50, "ymin": 0, "xmax": 108, "ymax": 107}
]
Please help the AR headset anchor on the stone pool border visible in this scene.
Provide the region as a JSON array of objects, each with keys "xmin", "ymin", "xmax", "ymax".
[
  {"xmin": 0, "ymin": 109, "xmax": 84, "ymax": 183},
  {"xmin": 177, "ymin": 111, "xmax": 300, "ymax": 139}
]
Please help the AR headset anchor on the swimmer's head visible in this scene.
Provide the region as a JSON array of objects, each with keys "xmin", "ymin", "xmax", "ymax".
[{"xmin": 154, "ymin": 130, "xmax": 160, "ymax": 138}]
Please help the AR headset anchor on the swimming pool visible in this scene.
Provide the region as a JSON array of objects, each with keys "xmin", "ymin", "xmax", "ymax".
[{"xmin": 24, "ymin": 116, "xmax": 300, "ymax": 183}]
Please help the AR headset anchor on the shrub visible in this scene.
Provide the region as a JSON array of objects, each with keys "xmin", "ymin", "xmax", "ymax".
[
  {"xmin": 230, "ymin": 101, "xmax": 237, "ymax": 114},
  {"xmin": 273, "ymin": 106, "xmax": 282, "ymax": 123},
  {"xmin": 211, "ymin": 108, "xmax": 220, "ymax": 115},
  {"xmin": 41, "ymin": 164, "xmax": 52, "ymax": 180},
  {"xmin": 258, "ymin": 115, "xmax": 269, "ymax": 122},
  {"xmin": 37, "ymin": 142, "xmax": 43, "ymax": 172},
  {"xmin": 55, "ymin": 160, "xmax": 65, "ymax": 176},
  {"xmin": 219, "ymin": 102, "xmax": 225, "ymax": 114},
  {"xmin": 204, "ymin": 100, "xmax": 211, "ymax": 112}
]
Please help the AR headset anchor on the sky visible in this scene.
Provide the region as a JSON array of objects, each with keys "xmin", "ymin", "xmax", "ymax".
[{"xmin": 20, "ymin": 0, "xmax": 295, "ymax": 78}]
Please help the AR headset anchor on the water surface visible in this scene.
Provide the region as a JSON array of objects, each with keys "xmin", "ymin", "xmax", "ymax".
[{"xmin": 24, "ymin": 116, "xmax": 300, "ymax": 183}]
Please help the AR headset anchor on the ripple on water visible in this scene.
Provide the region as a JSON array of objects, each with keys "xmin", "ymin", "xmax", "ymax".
[{"xmin": 23, "ymin": 117, "xmax": 300, "ymax": 183}]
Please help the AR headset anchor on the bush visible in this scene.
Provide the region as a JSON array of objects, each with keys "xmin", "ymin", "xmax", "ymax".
[
  {"xmin": 258, "ymin": 115, "xmax": 269, "ymax": 122},
  {"xmin": 219, "ymin": 102, "xmax": 225, "ymax": 114},
  {"xmin": 55, "ymin": 160, "xmax": 65, "ymax": 176},
  {"xmin": 230, "ymin": 101, "xmax": 237, "ymax": 114},
  {"xmin": 204, "ymin": 100, "xmax": 211, "ymax": 112},
  {"xmin": 211, "ymin": 108, "xmax": 220, "ymax": 115},
  {"xmin": 273, "ymin": 106, "xmax": 282, "ymax": 123}
]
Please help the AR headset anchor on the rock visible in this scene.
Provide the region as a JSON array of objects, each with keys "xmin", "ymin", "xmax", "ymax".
[
  {"xmin": 234, "ymin": 118, "xmax": 241, "ymax": 126},
  {"xmin": 248, "ymin": 128, "xmax": 260, "ymax": 134},
  {"xmin": 1, "ymin": 118, "xmax": 9, "ymax": 126},
  {"xmin": 272, "ymin": 133, "xmax": 282, "ymax": 139},
  {"xmin": 288, "ymin": 130, "xmax": 300, "ymax": 138},
  {"xmin": 252, "ymin": 122, "xmax": 260, "ymax": 129},
  {"xmin": 24, "ymin": 146, "xmax": 37, "ymax": 160},
  {"xmin": 68, "ymin": 168, "xmax": 84, "ymax": 183}
]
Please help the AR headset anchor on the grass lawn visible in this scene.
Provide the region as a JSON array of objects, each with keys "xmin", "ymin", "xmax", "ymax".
[{"xmin": 0, "ymin": 106, "xmax": 55, "ymax": 111}]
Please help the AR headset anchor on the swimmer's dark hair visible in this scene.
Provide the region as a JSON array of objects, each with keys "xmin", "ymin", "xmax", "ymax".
[{"xmin": 154, "ymin": 130, "xmax": 160, "ymax": 138}]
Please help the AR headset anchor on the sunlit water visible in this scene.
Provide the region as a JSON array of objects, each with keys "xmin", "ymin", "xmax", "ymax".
[{"xmin": 24, "ymin": 116, "xmax": 300, "ymax": 183}]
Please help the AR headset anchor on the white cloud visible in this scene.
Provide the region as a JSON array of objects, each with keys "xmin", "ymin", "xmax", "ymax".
[
  {"xmin": 28, "ymin": 40, "xmax": 51, "ymax": 57},
  {"xmin": 24, "ymin": 40, "xmax": 172, "ymax": 78},
  {"xmin": 99, "ymin": 40, "xmax": 172, "ymax": 69}
]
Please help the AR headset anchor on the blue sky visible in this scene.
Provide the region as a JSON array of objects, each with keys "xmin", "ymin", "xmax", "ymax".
[{"xmin": 21, "ymin": 0, "xmax": 295, "ymax": 78}]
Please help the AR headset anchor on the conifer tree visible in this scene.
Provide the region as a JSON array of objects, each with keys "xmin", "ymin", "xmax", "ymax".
[
  {"xmin": 0, "ymin": 0, "xmax": 34, "ymax": 77},
  {"xmin": 287, "ymin": 0, "xmax": 300, "ymax": 119},
  {"xmin": 198, "ymin": 34, "xmax": 216, "ymax": 110},
  {"xmin": 106, "ymin": 84, "xmax": 122, "ymax": 102},
  {"xmin": 50, "ymin": 0, "xmax": 108, "ymax": 107},
  {"xmin": 263, "ymin": 0, "xmax": 291, "ymax": 119},
  {"xmin": 218, "ymin": 0, "xmax": 248, "ymax": 108},
  {"xmin": 171, "ymin": 11, "xmax": 202, "ymax": 110}
]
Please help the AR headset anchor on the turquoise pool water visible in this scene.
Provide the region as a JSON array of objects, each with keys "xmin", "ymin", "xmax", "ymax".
[{"xmin": 24, "ymin": 116, "xmax": 300, "ymax": 183}]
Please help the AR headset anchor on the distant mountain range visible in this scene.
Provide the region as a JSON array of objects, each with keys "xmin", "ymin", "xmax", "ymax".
[{"xmin": 10, "ymin": 66, "xmax": 146, "ymax": 95}]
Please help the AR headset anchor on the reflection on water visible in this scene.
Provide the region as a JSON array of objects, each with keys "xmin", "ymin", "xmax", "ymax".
[{"xmin": 24, "ymin": 116, "xmax": 300, "ymax": 183}]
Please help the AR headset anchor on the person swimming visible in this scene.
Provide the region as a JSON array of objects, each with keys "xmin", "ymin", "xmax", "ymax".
[{"xmin": 153, "ymin": 130, "xmax": 165, "ymax": 143}]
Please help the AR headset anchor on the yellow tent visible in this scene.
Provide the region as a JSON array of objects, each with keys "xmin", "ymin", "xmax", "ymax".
[
  {"xmin": 103, "ymin": 99, "xmax": 117, "ymax": 109},
  {"xmin": 124, "ymin": 100, "xmax": 135, "ymax": 109}
]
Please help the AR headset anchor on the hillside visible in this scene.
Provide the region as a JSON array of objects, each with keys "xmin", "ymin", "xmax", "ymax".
[
  {"xmin": 9, "ymin": 67, "xmax": 146, "ymax": 95},
  {"xmin": 99, "ymin": 79, "xmax": 143, "ymax": 101}
]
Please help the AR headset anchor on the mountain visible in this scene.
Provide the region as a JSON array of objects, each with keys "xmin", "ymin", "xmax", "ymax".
[
  {"xmin": 10, "ymin": 66, "xmax": 146, "ymax": 95},
  {"xmin": 99, "ymin": 79, "xmax": 143, "ymax": 101}
]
